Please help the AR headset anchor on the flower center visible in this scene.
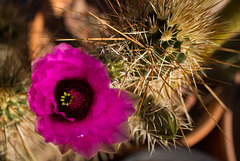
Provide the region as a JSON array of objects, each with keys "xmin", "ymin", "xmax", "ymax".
[{"xmin": 54, "ymin": 79, "xmax": 94, "ymax": 121}]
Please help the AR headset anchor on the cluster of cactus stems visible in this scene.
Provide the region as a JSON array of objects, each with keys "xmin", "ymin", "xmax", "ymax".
[
  {"xmin": 92, "ymin": 0, "xmax": 225, "ymax": 151},
  {"xmin": 0, "ymin": 85, "xmax": 33, "ymax": 161}
]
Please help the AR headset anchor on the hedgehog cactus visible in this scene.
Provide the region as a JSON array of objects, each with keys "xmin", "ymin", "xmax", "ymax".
[
  {"xmin": 0, "ymin": 83, "xmax": 32, "ymax": 161},
  {"xmin": 99, "ymin": 50, "xmax": 127, "ymax": 84},
  {"xmin": 92, "ymin": 0, "xmax": 222, "ymax": 149},
  {"xmin": 140, "ymin": 95, "xmax": 179, "ymax": 140},
  {"xmin": 0, "ymin": 86, "xmax": 29, "ymax": 124}
]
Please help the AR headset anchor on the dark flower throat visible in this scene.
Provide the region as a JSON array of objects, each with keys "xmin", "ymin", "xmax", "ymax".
[{"xmin": 54, "ymin": 79, "xmax": 94, "ymax": 121}]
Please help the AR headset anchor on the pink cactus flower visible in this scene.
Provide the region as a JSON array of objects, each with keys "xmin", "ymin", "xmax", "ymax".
[{"xmin": 28, "ymin": 43, "xmax": 135, "ymax": 159}]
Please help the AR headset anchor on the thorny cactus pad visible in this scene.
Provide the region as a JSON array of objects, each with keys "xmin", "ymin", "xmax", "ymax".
[{"xmin": 94, "ymin": 0, "xmax": 223, "ymax": 150}]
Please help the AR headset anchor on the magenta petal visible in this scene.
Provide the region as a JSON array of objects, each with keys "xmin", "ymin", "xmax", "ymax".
[
  {"xmin": 83, "ymin": 57, "xmax": 110, "ymax": 93},
  {"xmin": 28, "ymin": 86, "xmax": 54, "ymax": 116},
  {"xmin": 31, "ymin": 57, "xmax": 45, "ymax": 72},
  {"xmin": 53, "ymin": 107, "xmax": 75, "ymax": 122},
  {"xmin": 106, "ymin": 89, "xmax": 135, "ymax": 126},
  {"xmin": 70, "ymin": 134, "xmax": 102, "ymax": 160},
  {"xmin": 51, "ymin": 43, "xmax": 73, "ymax": 55},
  {"xmin": 101, "ymin": 121, "xmax": 129, "ymax": 145},
  {"xmin": 92, "ymin": 113, "xmax": 109, "ymax": 130},
  {"xmin": 88, "ymin": 94, "xmax": 107, "ymax": 118},
  {"xmin": 78, "ymin": 47, "xmax": 88, "ymax": 55},
  {"xmin": 36, "ymin": 116, "xmax": 73, "ymax": 145}
]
